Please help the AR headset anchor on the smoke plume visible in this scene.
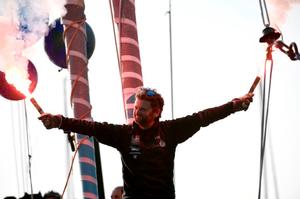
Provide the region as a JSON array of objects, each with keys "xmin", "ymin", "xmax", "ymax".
[
  {"xmin": 0, "ymin": 0, "xmax": 66, "ymax": 74},
  {"xmin": 267, "ymin": 0, "xmax": 300, "ymax": 25}
]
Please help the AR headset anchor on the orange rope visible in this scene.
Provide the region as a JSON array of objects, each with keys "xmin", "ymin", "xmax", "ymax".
[
  {"xmin": 62, "ymin": 18, "xmax": 92, "ymax": 118},
  {"xmin": 63, "ymin": 19, "xmax": 86, "ymax": 68},
  {"xmin": 69, "ymin": 67, "xmax": 88, "ymax": 106},
  {"xmin": 60, "ymin": 18, "xmax": 93, "ymax": 197},
  {"xmin": 61, "ymin": 136, "xmax": 89, "ymax": 199}
]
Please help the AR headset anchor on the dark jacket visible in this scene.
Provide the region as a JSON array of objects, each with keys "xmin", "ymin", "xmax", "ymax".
[{"xmin": 60, "ymin": 101, "xmax": 235, "ymax": 199}]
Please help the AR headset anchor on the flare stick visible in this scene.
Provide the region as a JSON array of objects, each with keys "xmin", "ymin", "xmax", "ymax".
[
  {"xmin": 249, "ymin": 76, "xmax": 261, "ymax": 93},
  {"xmin": 29, "ymin": 97, "xmax": 44, "ymax": 114}
]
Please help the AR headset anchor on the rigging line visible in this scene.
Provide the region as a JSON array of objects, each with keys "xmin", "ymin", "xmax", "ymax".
[
  {"xmin": 258, "ymin": 0, "xmax": 270, "ymax": 27},
  {"xmin": 168, "ymin": 0, "xmax": 174, "ymax": 119},
  {"xmin": 109, "ymin": 0, "xmax": 122, "ymax": 75},
  {"xmin": 108, "ymin": 0, "xmax": 127, "ymax": 120},
  {"xmin": 258, "ymin": 47, "xmax": 275, "ymax": 199},
  {"xmin": 17, "ymin": 102, "xmax": 27, "ymax": 191},
  {"xmin": 119, "ymin": 0, "xmax": 131, "ymax": 122},
  {"xmin": 61, "ymin": 137, "xmax": 89, "ymax": 199},
  {"xmin": 62, "ymin": 77, "xmax": 75, "ymax": 199},
  {"xmin": 10, "ymin": 102, "xmax": 22, "ymax": 195},
  {"xmin": 263, "ymin": 152, "xmax": 269, "ymax": 199},
  {"xmin": 266, "ymin": 123, "xmax": 280, "ymax": 199},
  {"xmin": 262, "ymin": 130, "xmax": 280, "ymax": 199},
  {"xmin": 261, "ymin": 56, "xmax": 279, "ymax": 199},
  {"xmin": 258, "ymin": 58, "xmax": 267, "ymax": 199},
  {"xmin": 23, "ymin": 100, "xmax": 34, "ymax": 198}
]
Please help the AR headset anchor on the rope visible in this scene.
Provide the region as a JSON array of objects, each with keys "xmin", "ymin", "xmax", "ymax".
[
  {"xmin": 266, "ymin": 127, "xmax": 280, "ymax": 199},
  {"xmin": 109, "ymin": 0, "xmax": 134, "ymax": 121},
  {"xmin": 10, "ymin": 102, "xmax": 22, "ymax": 195},
  {"xmin": 63, "ymin": 19, "xmax": 86, "ymax": 68},
  {"xmin": 118, "ymin": 0, "xmax": 123, "ymax": 51},
  {"xmin": 61, "ymin": 136, "xmax": 89, "ymax": 199},
  {"xmin": 109, "ymin": 0, "xmax": 122, "ymax": 76},
  {"xmin": 64, "ymin": 20, "xmax": 89, "ymax": 109},
  {"xmin": 258, "ymin": 45, "xmax": 274, "ymax": 199},
  {"xmin": 63, "ymin": 18, "xmax": 94, "ymax": 120},
  {"xmin": 118, "ymin": 0, "xmax": 131, "ymax": 123},
  {"xmin": 258, "ymin": 0, "xmax": 271, "ymax": 27},
  {"xmin": 62, "ymin": 17, "xmax": 95, "ymax": 195},
  {"xmin": 17, "ymin": 102, "xmax": 27, "ymax": 192},
  {"xmin": 23, "ymin": 100, "xmax": 34, "ymax": 199},
  {"xmin": 168, "ymin": 0, "xmax": 174, "ymax": 119}
]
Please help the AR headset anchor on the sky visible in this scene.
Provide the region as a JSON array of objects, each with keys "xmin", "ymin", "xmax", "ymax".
[{"xmin": 0, "ymin": 0, "xmax": 300, "ymax": 199}]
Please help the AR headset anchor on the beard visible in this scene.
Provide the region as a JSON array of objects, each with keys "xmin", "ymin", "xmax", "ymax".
[{"xmin": 134, "ymin": 114, "xmax": 147, "ymax": 126}]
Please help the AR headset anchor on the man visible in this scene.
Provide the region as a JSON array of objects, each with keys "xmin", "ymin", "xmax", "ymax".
[
  {"xmin": 111, "ymin": 186, "xmax": 124, "ymax": 199},
  {"xmin": 39, "ymin": 87, "xmax": 254, "ymax": 199}
]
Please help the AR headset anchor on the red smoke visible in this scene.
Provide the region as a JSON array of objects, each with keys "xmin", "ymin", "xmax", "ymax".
[{"xmin": 267, "ymin": 0, "xmax": 300, "ymax": 25}]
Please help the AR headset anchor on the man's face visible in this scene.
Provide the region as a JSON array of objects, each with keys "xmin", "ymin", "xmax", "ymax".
[{"xmin": 134, "ymin": 98, "xmax": 158, "ymax": 128}]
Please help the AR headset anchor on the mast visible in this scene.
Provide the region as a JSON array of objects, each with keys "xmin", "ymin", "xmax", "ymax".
[
  {"xmin": 62, "ymin": 1, "xmax": 104, "ymax": 198},
  {"xmin": 112, "ymin": 0, "xmax": 144, "ymax": 123}
]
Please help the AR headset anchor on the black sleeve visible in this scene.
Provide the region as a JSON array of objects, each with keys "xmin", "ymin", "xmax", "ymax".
[
  {"xmin": 169, "ymin": 101, "xmax": 234, "ymax": 144},
  {"xmin": 197, "ymin": 101, "xmax": 234, "ymax": 127},
  {"xmin": 59, "ymin": 117, "xmax": 128, "ymax": 148}
]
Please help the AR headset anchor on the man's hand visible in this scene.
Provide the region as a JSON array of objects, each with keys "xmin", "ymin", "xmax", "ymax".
[
  {"xmin": 232, "ymin": 93, "xmax": 254, "ymax": 112},
  {"xmin": 38, "ymin": 113, "xmax": 62, "ymax": 129}
]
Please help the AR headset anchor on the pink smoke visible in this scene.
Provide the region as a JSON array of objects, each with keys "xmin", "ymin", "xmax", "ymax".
[
  {"xmin": 0, "ymin": 0, "xmax": 66, "ymax": 74},
  {"xmin": 0, "ymin": 16, "xmax": 24, "ymax": 73},
  {"xmin": 267, "ymin": 0, "xmax": 300, "ymax": 25}
]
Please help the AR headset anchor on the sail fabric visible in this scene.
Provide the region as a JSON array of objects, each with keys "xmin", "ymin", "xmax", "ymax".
[{"xmin": 112, "ymin": 0, "xmax": 144, "ymax": 124}]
